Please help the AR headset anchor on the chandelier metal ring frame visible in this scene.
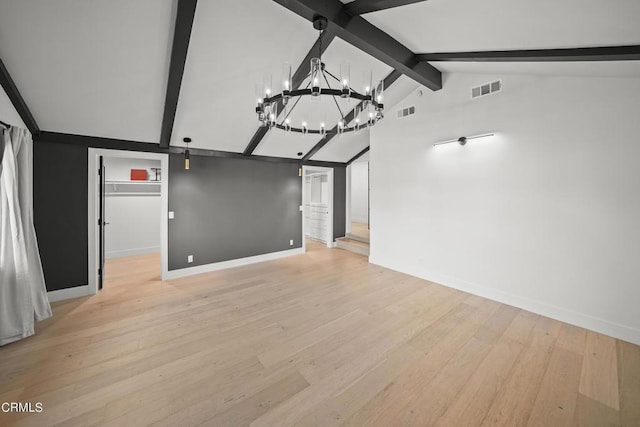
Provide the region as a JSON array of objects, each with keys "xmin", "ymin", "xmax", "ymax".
[{"xmin": 255, "ymin": 16, "xmax": 385, "ymax": 137}]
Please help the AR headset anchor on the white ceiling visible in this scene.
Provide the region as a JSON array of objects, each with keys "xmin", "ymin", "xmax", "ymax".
[
  {"xmin": 0, "ymin": 0, "xmax": 639, "ymax": 161},
  {"xmin": 364, "ymin": 0, "xmax": 640, "ymax": 53},
  {"xmin": 310, "ymin": 128, "xmax": 371, "ymax": 163},
  {"xmin": 171, "ymin": 0, "xmax": 317, "ymax": 153},
  {"xmin": 0, "ymin": 0, "xmax": 174, "ymax": 142}
]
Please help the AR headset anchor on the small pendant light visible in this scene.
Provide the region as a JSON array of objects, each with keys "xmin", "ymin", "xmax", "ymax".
[
  {"xmin": 183, "ymin": 137, "xmax": 191, "ymax": 170},
  {"xmin": 297, "ymin": 152, "xmax": 303, "ymax": 177}
]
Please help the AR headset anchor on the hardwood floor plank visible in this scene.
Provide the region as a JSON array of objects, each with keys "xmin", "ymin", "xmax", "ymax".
[
  {"xmin": 295, "ymin": 345, "xmax": 423, "ymax": 427},
  {"xmin": 527, "ymin": 347, "xmax": 583, "ymax": 426},
  {"xmin": 557, "ymin": 323, "xmax": 588, "ymax": 356},
  {"xmin": 579, "ymin": 331, "xmax": 620, "ymax": 410},
  {"xmin": 572, "ymin": 394, "xmax": 621, "ymax": 427},
  {"xmin": 617, "ymin": 340, "xmax": 640, "ymax": 426},
  {"xmin": 258, "ymin": 309, "xmax": 370, "ymax": 367},
  {"xmin": 435, "ymin": 336, "xmax": 524, "ymax": 426},
  {"xmin": 205, "ymin": 372, "xmax": 310, "ymax": 427}
]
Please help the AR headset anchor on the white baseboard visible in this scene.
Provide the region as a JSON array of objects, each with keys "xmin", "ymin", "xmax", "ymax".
[
  {"xmin": 351, "ymin": 217, "xmax": 369, "ymax": 224},
  {"xmin": 48, "ymin": 285, "xmax": 92, "ymax": 303},
  {"xmin": 106, "ymin": 246, "xmax": 160, "ymax": 259},
  {"xmin": 165, "ymin": 248, "xmax": 305, "ymax": 280},
  {"xmin": 369, "ymin": 256, "xmax": 640, "ymax": 346}
]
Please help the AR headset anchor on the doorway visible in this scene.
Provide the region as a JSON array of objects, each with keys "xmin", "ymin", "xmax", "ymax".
[
  {"xmin": 302, "ymin": 166, "xmax": 334, "ymax": 251},
  {"xmin": 88, "ymin": 149, "xmax": 168, "ymax": 295},
  {"xmin": 348, "ymin": 157, "xmax": 370, "ymax": 241}
]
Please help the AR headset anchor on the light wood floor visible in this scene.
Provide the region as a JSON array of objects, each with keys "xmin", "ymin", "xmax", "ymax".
[
  {"xmin": 1, "ymin": 242, "xmax": 639, "ymax": 426},
  {"xmin": 350, "ymin": 221, "xmax": 370, "ymax": 240}
]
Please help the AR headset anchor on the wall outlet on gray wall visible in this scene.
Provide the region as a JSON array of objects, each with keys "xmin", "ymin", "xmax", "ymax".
[
  {"xmin": 187, "ymin": 255, "xmax": 193, "ymax": 263},
  {"xmin": 289, "ymin": 240, "xmax": 293, "ymax": 246},
  {"xmin": 169, "ymin": 211, "xmax": 175, "ymax": 219}
]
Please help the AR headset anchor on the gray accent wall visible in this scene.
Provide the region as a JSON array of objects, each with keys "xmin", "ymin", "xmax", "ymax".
[
  {"xmin": 31, "ymin": 134, "xmax": 347, "ymax": 291},
  {"xmin": 168, "ymin": 154, "xmax": 304, "ymax": 270}
]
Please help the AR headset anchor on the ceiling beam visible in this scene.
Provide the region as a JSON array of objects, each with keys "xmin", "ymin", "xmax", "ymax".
[
  {"xmin": 345, "ymin": 0, "xmax": 428, "ymax": 15},
  {"xmin": 302, "ymin": 69, "xmax": 401, "ymax": 162},
  {"xmin": 159, "ymin": 0, "xmax": 198, "ymax": 148},
  {"xmin": 243, "ymin": 28, "xmax": 336, "ymax": 156},
  {"xmin": 35, "ymin": 131, "xmax": 346, "ymax": 167},
  {"xmin": 0, "ymin": 56, "xmax": 40, "ymax": 135},
  {"xmin": 272, "ymin": 0, "xmax": 441, "ymax": 91},
  {"xmin": 347, "ymin": 146, "xmax": 369, "ymax": 165},
  {"xmin": 416, "ymin": 45, "xmax": 640, "ymax": 62}
]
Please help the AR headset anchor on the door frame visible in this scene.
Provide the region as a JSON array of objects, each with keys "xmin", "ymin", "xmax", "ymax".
[
  {"xmin": 301, "ymin": 165, "xmax": 334, "ymax": 251},
  {"xmin": 87, "ymin": 148, "xmax": 169, "ymax": 295}
]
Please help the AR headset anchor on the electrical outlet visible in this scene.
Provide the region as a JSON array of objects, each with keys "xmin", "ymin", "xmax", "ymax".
[
  {"xmin": 289, "ymin": 240, "xmax": 294, "ymax": 246},
  {"xmin": 299, "ymin": 205, "xmax": 303, "ymax": 211},
  {"xmin": 187, "ymin": 255, "xmax": 193, "ymax": 263},
  {"xmin": 168, "ymin": 211, "xmax": 175, "ymax": 219}
]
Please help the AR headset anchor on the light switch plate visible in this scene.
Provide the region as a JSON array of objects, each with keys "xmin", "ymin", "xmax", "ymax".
[
  {"xmin": 299, "ymin": 205, "xmax": 303, "ymax": 211},
  {"xmin": 169, "ymin": 211, "xmax": 175, "ymax": 219},
  {"xmin": 289, "ymin": 240, "xmax": 294, "ymax": 246},
  {"xmin": 187, "ymin": 255, "xmax": 193, "ymax": 263}
]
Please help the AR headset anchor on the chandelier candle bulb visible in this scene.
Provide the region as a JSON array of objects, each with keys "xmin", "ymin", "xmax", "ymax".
[
  {"xmin": 340, "ymin": 62, "xmax": 350, "ymax": 97},
  {"xmin": 282, "ymin": 63, "xmax": 292, "ymax": 102},
  {"xmin": 311, "ymin": 58, "xmax": 321, "ymax": 96},
  {"xmin": 264, "ymin": 74, "xmax": 273, "ymax": 99}
]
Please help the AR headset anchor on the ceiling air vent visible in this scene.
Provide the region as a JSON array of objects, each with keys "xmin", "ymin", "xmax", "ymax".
[
  {"xmin": 397, "ymin": 105, "xmax": 415, "ymax": 119},
  {"xmin": 471, "ymin": 79, "xmax": 502, "ymax": 99}
]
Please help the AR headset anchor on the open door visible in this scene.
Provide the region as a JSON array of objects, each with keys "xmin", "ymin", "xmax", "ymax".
[{"xmin": 98, "ymin": 156, "xmax": 106, "ymax": 290}]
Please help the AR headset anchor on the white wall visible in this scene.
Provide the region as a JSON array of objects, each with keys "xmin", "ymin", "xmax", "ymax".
[
  {"xmin": 350, "ymin": 161, "xmax": 369, "ymax": 224},
  {"xmin": 370, "ymin": 73, "xmax": 640, "ymax": 345},
  {"xmin": 104, "ymin": 157, "xmax": 161, "ymax": 258},
  {"xmin": 0, "ymin": 84, "xmax": 25, "ymax": 128}
]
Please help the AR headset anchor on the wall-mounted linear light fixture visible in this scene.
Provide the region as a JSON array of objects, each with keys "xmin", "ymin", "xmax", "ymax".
[
  {"xmin": 433, "ymin": 133, "xmax": 495, "ymax": 147},
  {"xmin": 297, "ymin": 152, "xmax": 303, "ymax": 177},
  {"xmin": 183, "ymin": 137, "xmax": 191, "ymax": 170}
]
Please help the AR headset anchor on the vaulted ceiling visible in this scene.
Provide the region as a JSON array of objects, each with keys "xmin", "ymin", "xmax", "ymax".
[{"xmin": 0, "ymin": 0, "xmax": 638, "ymax": 163}]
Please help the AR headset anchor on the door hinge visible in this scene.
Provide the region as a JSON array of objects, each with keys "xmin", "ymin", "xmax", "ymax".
[{"xmin": 98, "ymin": 268, "xmax": 102, "ymax": 276}]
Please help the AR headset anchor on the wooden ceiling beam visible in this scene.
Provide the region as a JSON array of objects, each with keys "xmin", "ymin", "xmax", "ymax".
[
  {"xmin": 345, "ymin": 0, "xmax": 429, "ymax": 15},
  {"xmin": 416, "ymin": 45, "xmax": 640, "ymax": 62},
  {"xmin": 0, "ymin": 56, "xmax": 40, "ymax": 135},
  {"xmin": 159, "ymin": 0, "xmax": 198, "ymax": 148},
  {"xmin": 272, "ymin": 0, "xmax": 441, "ymax": 90}
]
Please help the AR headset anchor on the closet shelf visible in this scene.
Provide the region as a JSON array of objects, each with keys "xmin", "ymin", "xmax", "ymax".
[
  {"xmin": 105, "ymin": 181, "xmax": 161, "ymax": 197},
  {"xmin": 106, "ymin": 192, "xmax": 160, "ymax": 197},
  {"xmin": 105, "ymin": 180, "xmax": 161, "ymax": 184}
]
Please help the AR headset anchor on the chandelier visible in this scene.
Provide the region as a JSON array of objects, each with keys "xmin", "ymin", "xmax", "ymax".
[{"xmin": 255, "ymin": 16, "xmax": 384, "ymax": 136}]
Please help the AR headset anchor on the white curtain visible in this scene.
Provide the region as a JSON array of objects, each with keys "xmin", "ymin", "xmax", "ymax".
[{"xmin": 0, "ymin": 126, "xmax": 52, "ymax": 346}]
